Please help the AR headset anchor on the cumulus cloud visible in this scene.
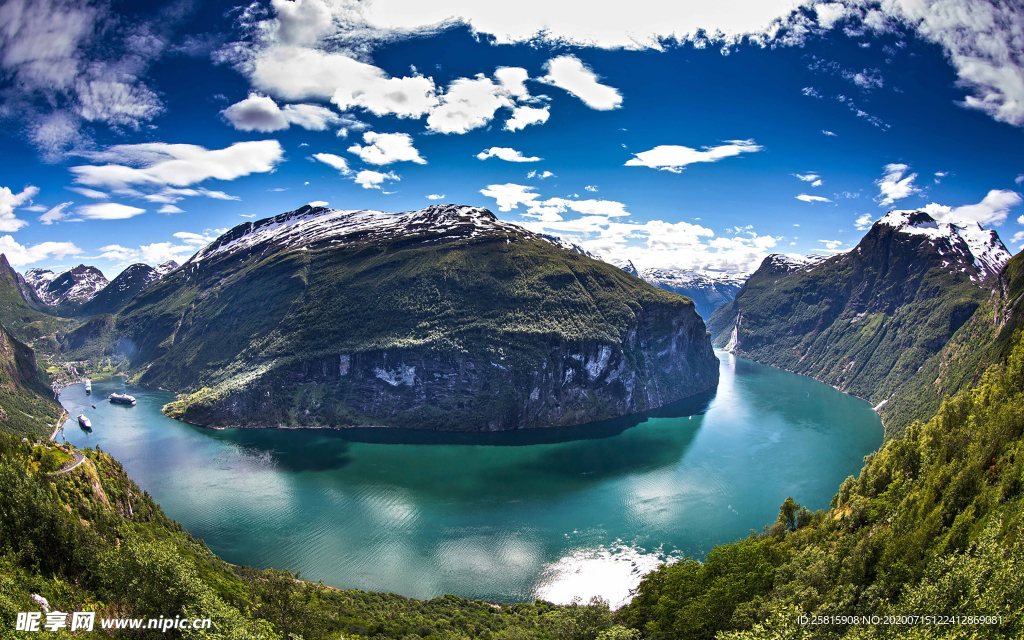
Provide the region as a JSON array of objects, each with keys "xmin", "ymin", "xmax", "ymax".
[
  {"xmin": 39, "ymin": 201, "xmax": 74, "ymax": 225},
  {"xmin": 797, "ymin": 194, "xmax": 832, "ymax": 203},
  {"xmin": 426, "ymin": 194, "xmax": 445, "ymax": 200},
  {"xmin": 922, "ymin": 189, "xmax": 1023, "ymax": 226},
  {"xmin": 476, "ymin": 181, "xmax": 779, "ymax": 273},
  {"xmin": 476, "ymin": 147, "xmax": 541, "ymax": 162},
  {"xmin": 78, "ymin": 202, "xmax": 146, "ymax": 220},
  {"xmin": 426, "ymin": 76, "xmax": 513, "ymax": 134},
  {"xmin": 625, "ymin": 140, "xmax": 763, "ymax": 173},
  {"xmin": 348, "ymin": 131, "xmax": 426, "ymax": 165},
  {"xmin": 0, "ymin": 185, "xmax": 40, "ymax": 232},
  {"xmin": 0, "ymin": 235, "xmax": 82, "ymax": 267},
  {"xmin": 539, "ymin": 56, "xmax": 622, "ymax": 110},
  {"xmin": 249, "ymin": 45, "xmax": 440, "ymax": 119},
  {"xmin": 313, "ymin": 152, "xmax": 352, "ymax": 174},
  {"xmin": 354, "ymin": 170, "xmax": 399, "ymax": 189},
  {"xmin": 308, "ymin": 200, "xmax": 328, "ymax": 207},
  {"xmin": 70, "ymin": 141, "xmax": 285, "ymax": 190},
  {"xmin": 221, "ymin": 94, "xmax": 343, "ymax": 132},
  {"xmin": 97, "ymin": 230, "xmax": 218, "ymax": 266},
  {"xmin": 505, "ymin": 105, "xmax": 550, "ymax": 131},
  {"xmin": 854, "ymin": 213, "xmax": 874, "ymax": 230},
  {"xmin": 875, "ymin": 163, "xmax": 921, "ymax": 207},
  {"xmin": 528, "ymin": 170, "xmax": 554, "ymax": 179}
]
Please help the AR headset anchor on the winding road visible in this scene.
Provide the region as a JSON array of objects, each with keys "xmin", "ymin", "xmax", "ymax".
[{"xmin": 49, "ymin": 450, "xmax": 86, "ymax": 476}]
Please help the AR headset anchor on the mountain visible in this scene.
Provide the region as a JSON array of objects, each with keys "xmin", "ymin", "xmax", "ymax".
[
  {"xmin": 78, "ymin": 260, "xmax": 178, "ymax": 316},
  {"xmin": 707, "ymin": 210, "xmax": 1012, "ymax": 438},
  {"xmin": 79, "ymin": 204, "xmax": 718, "ymax": 431},
  {"xmin": 0, "ymin": 322, "xmax": 63, "ymax": 437},
  {"xmin": 0, "ymin": 254, "xmax": 73, "ymax": 347},
  {"xmin": 640, "ymin": 268, "xmax": 747, "ymax": 319},
  {"xmin": 24, "ymin": 264, "xmax": 108, "ymax": 311}
]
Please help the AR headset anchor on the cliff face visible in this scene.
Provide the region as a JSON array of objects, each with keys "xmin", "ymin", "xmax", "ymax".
[
  {"xmin": 92, "ymin": 204, "xmax": 718, "ymax": 431},
  {"xmin": 0, "ymin": 321, "xmax": 63, "ymax": 437}
]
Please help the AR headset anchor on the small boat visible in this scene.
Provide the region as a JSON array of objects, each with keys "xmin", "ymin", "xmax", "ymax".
[
  {"xmin": 84, "ymin": 379, "xmax": 92, "ymax": 394},
  {"xmin": 78, "ymin": 414, "xmax": 92, "ymax": 431},
  {"xmin": 108, "ymin": 392, "xmax": 136, "ymax": 406},
  {"xmin": 91, "ymin": 404, "xmax": 96, "ymax": 409}
]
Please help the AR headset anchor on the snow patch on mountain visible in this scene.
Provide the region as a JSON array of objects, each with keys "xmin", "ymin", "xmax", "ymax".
[
  {"xmin": 194, "ymin": 204, "xmax": 545, "ymax": 264},
  {"xmin": 24, "ymin": 265, "xmax": 108, "ymax": 307},
  {"xmin": 879, "ymin": 210, "xmax": 1011, "ymax": 277}
]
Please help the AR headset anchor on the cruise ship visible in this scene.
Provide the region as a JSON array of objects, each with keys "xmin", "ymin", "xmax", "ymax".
[
  {"xmin": 78, "ymin": 414, "xmax": 92, "ymax": 430},
  {"xmin": 108, "ymin": 392, "xmax": 136, "ymax": 406},
  {"xmin": 84, "ymin": 379, "xmax": 91, "ymax": 394}
]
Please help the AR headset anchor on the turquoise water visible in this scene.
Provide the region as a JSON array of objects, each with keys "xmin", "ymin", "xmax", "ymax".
[{"xmin": 59, "ymin": 351, "xmax": 882, "ymax": 606}]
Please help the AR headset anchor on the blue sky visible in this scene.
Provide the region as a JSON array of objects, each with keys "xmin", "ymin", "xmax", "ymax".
[{"xmin": 0, "ymin": 0, "xmax": 1022, "ymax": 277}]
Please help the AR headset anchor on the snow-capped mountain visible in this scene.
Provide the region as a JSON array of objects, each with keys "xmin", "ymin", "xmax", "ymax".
[
  {"xmin": 78, "ymin": 261, "xmax": 181, "ymax": 316},
  {"xmin": 23, "ymin": 264, "xmax": 108, "ymax": 308},
  {"xmin": 639, "ymin": 268, "xmax": 748, "ymax": 319},
  {"xmin": 879, "ymin": 210, "xmax": 1011, "ymax": 278},
  {"xmin": 194, "ymin": 204, "xmax": 542, "ymax": 265}
]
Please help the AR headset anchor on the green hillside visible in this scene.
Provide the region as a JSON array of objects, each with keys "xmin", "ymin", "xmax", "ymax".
[
  {"xmin": 71, "ymin": 205, "xmax": 718, "ymax": 431},
  {"xmin": 708, "ymin": 212, "xmax": 1009, "ymax": 439},
  {"xmin": 0, "ymin": 254, "xmax": 74, "ymax": 350},
  {"xmin": 0, "ymin": 322, "xmax": 63, "ymax": 438}
]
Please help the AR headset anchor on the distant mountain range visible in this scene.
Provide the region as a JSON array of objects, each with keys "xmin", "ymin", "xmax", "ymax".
[
  {"xmin": 62, "ymin": 204, "xmax": 718, "ymax": 431},
  {"xmin": 708, "ymin": 209, "xmax": 1013, "ymax": 438},
  {"xmin": 639, "ymin": 268, "xmax": 746, "ymax": 319}
]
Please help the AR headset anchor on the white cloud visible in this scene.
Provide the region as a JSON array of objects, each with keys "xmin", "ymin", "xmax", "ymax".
[
  {"xmin": 584, "ymin": 185, "xmax": 598, "ymax": 192},
  {"xmin": 875, "ymin": 163, "xmax": 921, "ymax": 207},
  {"xmin": 68, "ymin": 187, "xmax": 108, "ymax": 199},
  {"xmin": 822, "ymin": 130, "xmax": 837, "ymax": 136},
  {"xmin": 476, "ymin": 147, "xmax": 541, "ymax": 162},
  {"xmin": 479, "ymin": 183, "xmax": 539, "ymax": 212},
  {"xmin": 349, "ymin": 0, "xmax": 799, "ymax": 49},
  {"xmin": 0, "ymin": 185, "xmax": 39, "ymax": 232},
  {"xmin": 70, "ymin": 141, "xmax": 285, "ymax": 190},
  {"xmin": 794, "ymin": 172, "xmax": 824, "ymax": 186},
  {"xmin": 158, "ymin": 204, "xmax": 183, "ymax": 214},
  {"xmin": 354, "ymin": 170, "xmax": 399, "ymax": 189},
  {"xmin": 1016, "ymin": 174, "xmax": 1024, "ymax": 185},
  {"xmin": 922, "ymin": 189, "xmax": 1023, "ymax": 226},
  {"xmin": 313, "ymin": 152, "xmax": 352, "ymax": 174},
  {"xmin": 527, "ymin": 170, "xmax": 554, "ymax": 179},
  {"xmin": 426, "ymin": 76, "xmax": 513, "ymax": 134},
  {"xmin": 97, "ymin": 230, "xmax": 217, "ymax": 266},
  {"xmin": 348, "ymin": 131, "xmax": 426, "ymax": 165},
  {"xmin": 250, "ymin": 45, "xmax": 440, "ymax": 119},
  {"xmin": 0, "ymin": 235, "xmax": 82, "ymax": 267},
  {"xmin": 854, "ymin": 213, "xmax": 874, "ymax": 230},
  {"xmin": 221, "ymin": 94, "xmax": 343, "ymax": 132},
  {"xmin": 797, "ymin": 194, "xmax": 832, "ymax": 203},
  {"xmin": 493, "ymin": 66, "xmax": 530, "ymax": 99},
  {"xmin": 819, "ymin": 239, "xmax": 844, "ymax": 250},
  {"xmin": 934, "ymin": 171, "xmax": 949, "ymax": 184},
  {"xmin": 1012, "ymin": 231, "xmax": 1024, "ymax": 245},
  {"xmin": 426, "ymin": 194, "xmax": 445, "ymax": 200},
  {"xmin": 625, "ymin": 140, "xmax": 763, "ymax": 173},
  {"xmin": 308, "ymin": 200, "xmax": 328, "ymax": 207},
  {"xmin": 78, "ymin": 202, "xmax": 146, "ymax": 220},
  {"xmin": 505, "ymin": 105, "xmax": 550, "ymax": 131},
  {"xmin": 539, "ymin": 56, "xmax": 622, "ymax": 110},
  {"xmin": 39, "ymin": 201, "xmax": 74, "ymax": 225}
]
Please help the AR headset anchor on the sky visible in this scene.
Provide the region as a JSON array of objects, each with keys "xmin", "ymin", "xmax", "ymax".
[{"xmin": 0, "ymin": 0, "xmax": 1022, "ymax": 278}]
